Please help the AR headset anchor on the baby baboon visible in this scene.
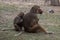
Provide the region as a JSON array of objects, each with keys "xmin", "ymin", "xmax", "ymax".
[
  {"xmin": 23, "ymin": 5, "xmax": 53, "ymax": 34},
  {"xmin": 14, "ymin": 12, "xmax": 24, "ymax": 32}
]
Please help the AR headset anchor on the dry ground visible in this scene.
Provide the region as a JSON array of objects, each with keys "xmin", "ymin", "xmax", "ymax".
[{"xmin": 0, "ymin": 2, "xmax": 60, "ymax": 40}]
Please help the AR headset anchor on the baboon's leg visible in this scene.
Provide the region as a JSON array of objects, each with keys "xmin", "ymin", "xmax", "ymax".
[
  {"xmin": 29, "ymin": 24, "xmax": 52, "ymax": 33},
  {"xmin": 37, "ymin": 24, "xmax": 47, "ymax": 33},
  {"xmin": 37, "ymin": 24, "xmax": 54, "ymax": 34},
  {"xmin": 14, "ymin": 24, "xmax": 22, "ymax": 31},
  {"xmin": 27, "ymin": 24, "xmax": 40, "ymax": 33}
]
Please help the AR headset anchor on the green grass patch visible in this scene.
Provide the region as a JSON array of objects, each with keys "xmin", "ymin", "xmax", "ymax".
[{"xmin": 0, "ymin": 4, "xmax": 19, "ymax": 12}]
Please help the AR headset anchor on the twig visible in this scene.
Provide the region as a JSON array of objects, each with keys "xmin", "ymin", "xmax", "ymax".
[
  {"xmin": 14, "ymin": 31, "xmax": 24, "ymax": 36},
  {"xmin": 1, "ymin": 28, "xmax": 14, "ymax": 31}
]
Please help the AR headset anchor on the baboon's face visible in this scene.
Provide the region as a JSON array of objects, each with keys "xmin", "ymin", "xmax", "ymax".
[
  {"xmin": 30, "ymin": 5, "xmax": 43, "ymax": 14},
  {"xmin": 37, "ymin": 8, "xmax": 43, "ymax": 14}
]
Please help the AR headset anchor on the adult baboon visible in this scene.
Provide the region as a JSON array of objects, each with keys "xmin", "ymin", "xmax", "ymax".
[
  {"xmin": 23, "ymin": 5, "xmax": 52, "ymax": 34},
  {"xmin": 14, "ymin": 12, "xmax": 24, "ymax": 32}
]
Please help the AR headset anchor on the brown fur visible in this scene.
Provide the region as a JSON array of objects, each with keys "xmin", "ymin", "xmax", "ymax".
[
  {"xmin": 14, "ymin": 12, "xmax": 24, "ymax": 32},
  {"xmin": 23, "ymin": 5, "xmax": 46, "ymax": 33}
]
